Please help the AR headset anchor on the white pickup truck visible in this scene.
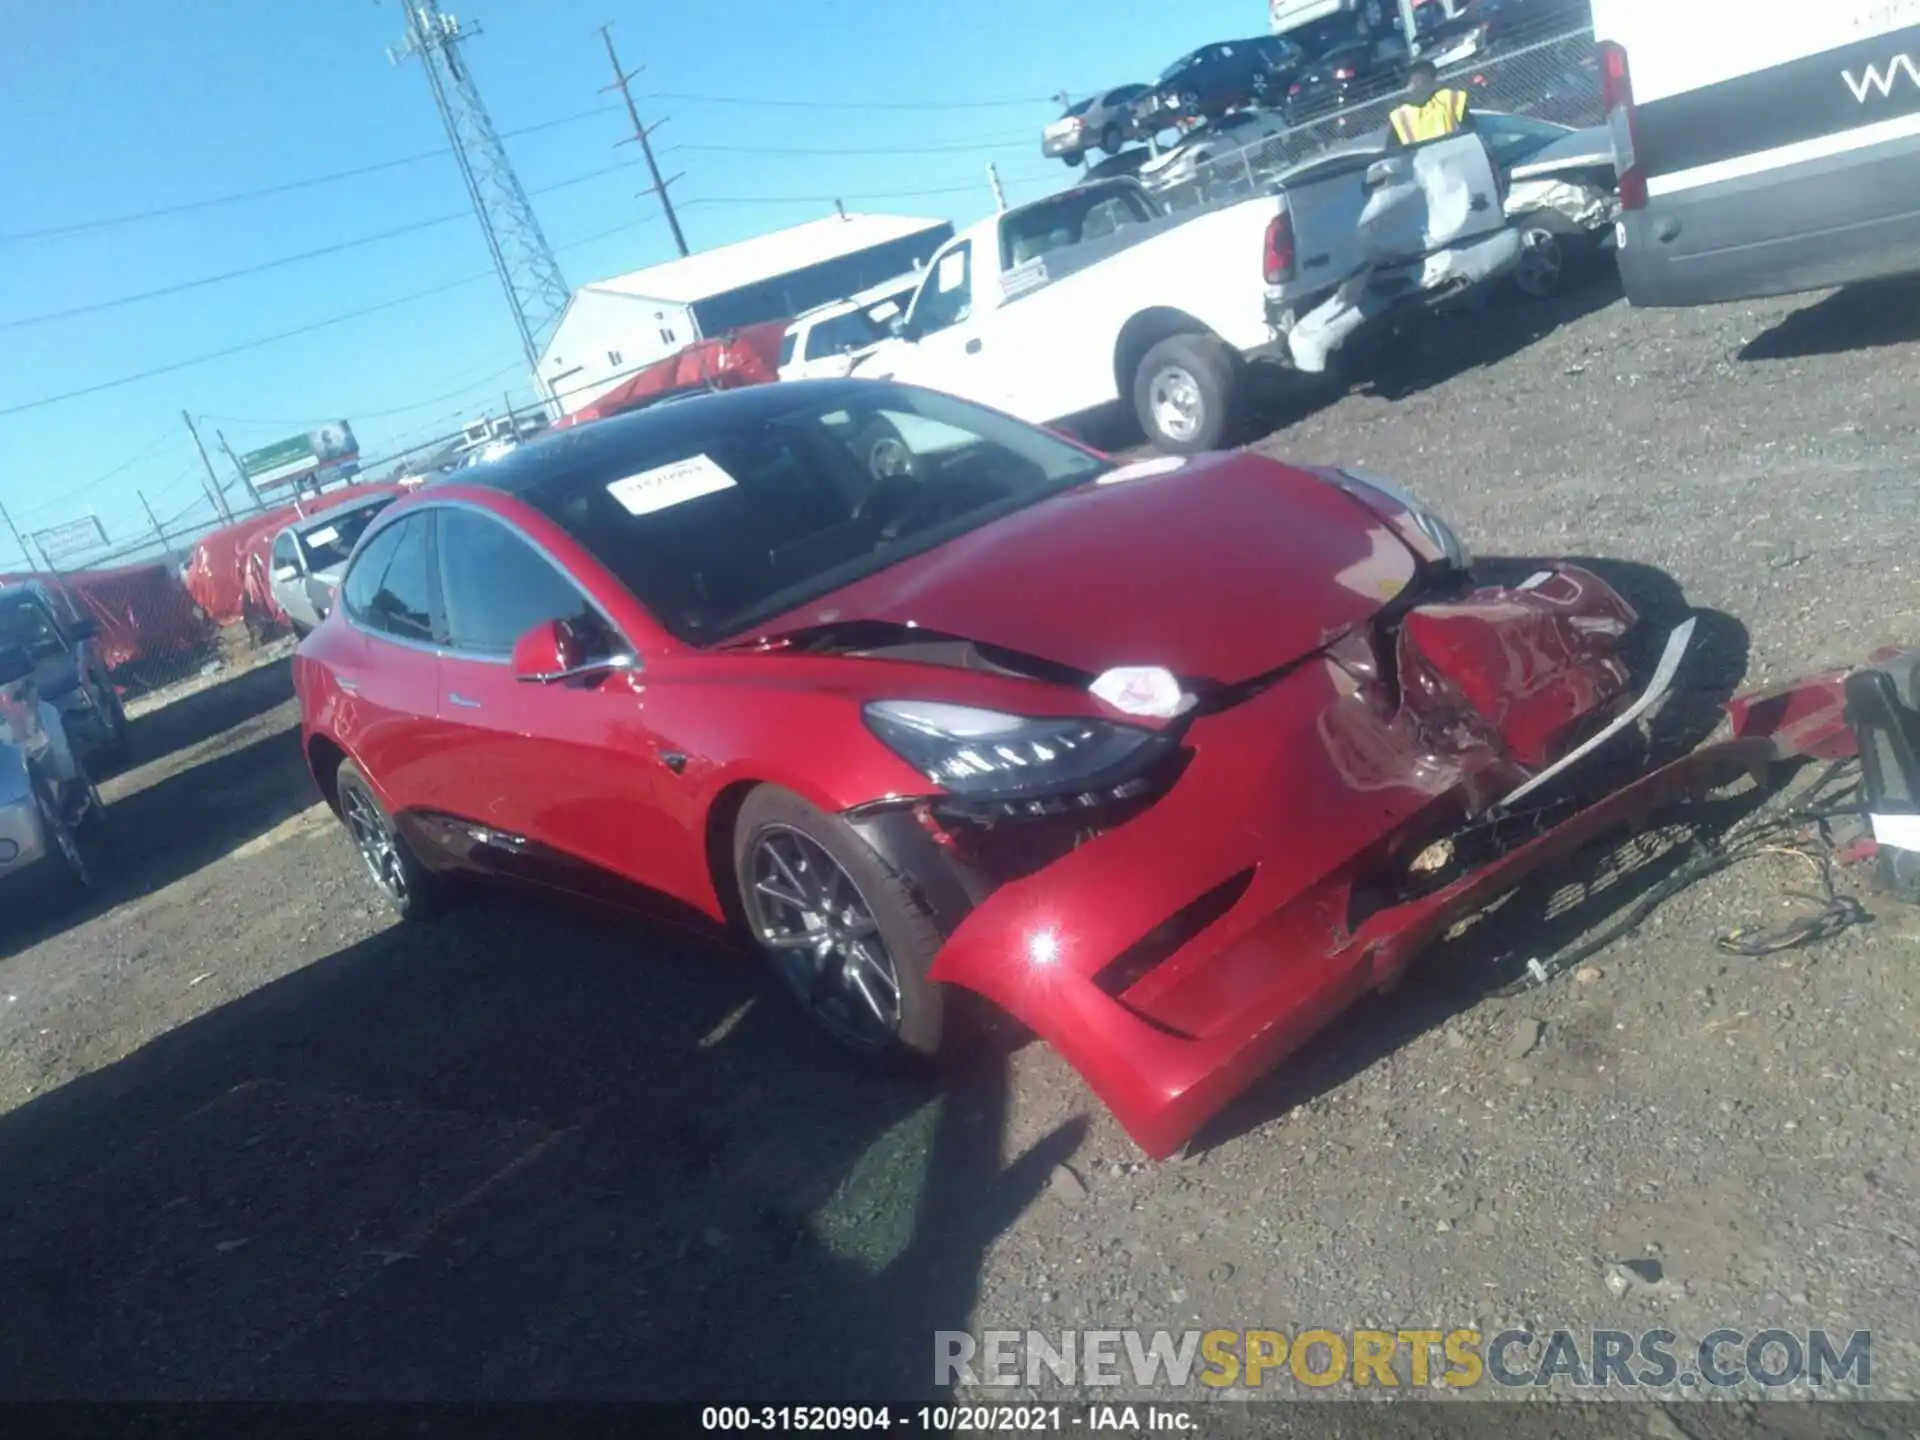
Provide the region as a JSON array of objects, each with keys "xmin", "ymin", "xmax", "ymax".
[{"xmin": 852, "ymin": 146, "xmax": 1520, "ymax": 453}]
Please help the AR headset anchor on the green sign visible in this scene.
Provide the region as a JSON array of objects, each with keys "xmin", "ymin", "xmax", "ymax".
[{"xmin": 240, "ymin": 422, "xmax": 358, "ymax": 489}]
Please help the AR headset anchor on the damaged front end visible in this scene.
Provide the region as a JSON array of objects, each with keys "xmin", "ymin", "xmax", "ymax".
[{"xmin": 881, "ymin": 557, "xmax": 1826, "ymax": 1161}]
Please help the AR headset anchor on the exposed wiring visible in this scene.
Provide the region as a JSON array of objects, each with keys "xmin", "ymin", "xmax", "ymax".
[{"xmin": 1493, "ymin": 758, "xmax": 1870, "ymax": 998}]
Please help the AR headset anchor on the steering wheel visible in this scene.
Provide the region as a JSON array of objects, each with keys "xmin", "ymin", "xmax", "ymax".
[{"xmin": 853, "ymin": 472, "xmax": 928, "ymax": 541}]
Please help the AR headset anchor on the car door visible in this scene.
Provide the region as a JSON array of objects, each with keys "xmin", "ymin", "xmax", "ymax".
[
  {"xmin": 882, "ymin": 240, "xmax": 1007, "ymax": 410},
  {"xmin": 269, "ymin": 530, "xmax": 316, "ymax": 631},
  {"xmin": 329, "ymin": 512, "xmax": 445, "ymax": 822},
  {"xmin": 425, "ymin": 503, "xmax": 677, "ymax": 912}
]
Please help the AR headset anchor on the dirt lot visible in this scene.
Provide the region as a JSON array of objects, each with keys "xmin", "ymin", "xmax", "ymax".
[{"xmin": 3, "ymin": 274, "xmax": 1920, "ymax": 1412}]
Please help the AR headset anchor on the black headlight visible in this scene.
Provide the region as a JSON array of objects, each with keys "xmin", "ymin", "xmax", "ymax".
[{"xmin": 864, "ymin": 700, "xmax": 1176, "ymax": 818}]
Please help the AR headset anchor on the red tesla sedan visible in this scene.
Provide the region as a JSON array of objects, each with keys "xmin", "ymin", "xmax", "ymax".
[{"xmin": 295, "ymin": 379, "xmax": 1684, "ymax": 1159}]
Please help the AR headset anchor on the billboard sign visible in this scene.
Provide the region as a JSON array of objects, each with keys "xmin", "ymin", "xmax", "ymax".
[
  {"xmin": 240, "ymin": 422, "xmax": 360, "ymax": 490},
  {"xmin": 32, "ymin": 515, "xmax": 107, "ymax": 563}
]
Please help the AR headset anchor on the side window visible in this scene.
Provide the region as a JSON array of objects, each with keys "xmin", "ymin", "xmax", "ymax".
[
  {"xmin": 271, "ymin": 534, "xmax": 300, "ymax": 573},
  {"xmin": 341, "ymin": 515, "xmax": 436, "ymax": 645},
  {"xmin": 909, "ymin": 243, "xmax": 973, "ymax": 336},
  {"xmin": 436, "ymin": 507, "xmax": 609, "ymax": 658}
]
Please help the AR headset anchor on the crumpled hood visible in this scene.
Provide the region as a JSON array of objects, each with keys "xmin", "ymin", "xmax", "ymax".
[{"xmin": 759, "ymin": 452, "xmax": 1420, "ymax": 685}]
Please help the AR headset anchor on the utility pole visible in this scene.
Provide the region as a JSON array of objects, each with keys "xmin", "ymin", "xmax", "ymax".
[
  {"xmin": 182, "ymin": 411, "xmax": 236, "ymax": 527},
  {"xmin": 138, "ymin": 489, "xmax": 179, "ymax": 568},
  {"xmin": 987, "ymin": 162, "xmax": 1008, "ymax": 212},
  {"xmin": 215, "ymin": 429, "xmax": 267, "ymax": 513},
  {"xmin": 599, "ymin": 23, "xmax": 689, "ymax": 257},
  {"xmin": 1394, "ymin": 0, "xmax": 1422, "ymax": 55},
  {"xmin": 0, "ymin": 500, "xmax": 35, "ymax": 577}
]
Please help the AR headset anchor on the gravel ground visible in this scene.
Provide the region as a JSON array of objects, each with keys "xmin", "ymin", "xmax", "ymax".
[{"xmin": 1, "ymin": 273, "xmax": 1918, "ymax": 1420}]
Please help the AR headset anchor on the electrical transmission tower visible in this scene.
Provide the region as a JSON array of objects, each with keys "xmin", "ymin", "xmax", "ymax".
[{"xmin": 389, "ymin": 1, "xmax": 572, "ymax": 385}]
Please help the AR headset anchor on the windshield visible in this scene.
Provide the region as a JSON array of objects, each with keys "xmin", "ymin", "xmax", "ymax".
[
  {"xmin": 298, "ymin": 498, "xmax": 394, "ymax": 571},
  {"xmin": 515, "ymin": 382, "xmax": 1110, "ymax": 644},
  {"xmin": 0, "ymin": 595, "xmax": 61, "ymax": 654}
]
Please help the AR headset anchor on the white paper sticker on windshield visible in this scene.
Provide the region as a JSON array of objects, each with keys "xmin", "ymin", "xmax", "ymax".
[
  {"xmin": 302, "ymin": 524, "xmax": 340, "ymax": 547},
  {"xmin": 606, "ymin": 453, "xmax": 737, "ymax": 516},
  {"xmin": 936, "ymin": 250, "xmax": 967, "ymax": 293}
]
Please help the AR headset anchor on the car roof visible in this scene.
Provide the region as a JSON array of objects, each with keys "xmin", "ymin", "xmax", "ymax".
[{"xmin": 440, "ymin": 379, "xmax": 887, "ymax": 503}]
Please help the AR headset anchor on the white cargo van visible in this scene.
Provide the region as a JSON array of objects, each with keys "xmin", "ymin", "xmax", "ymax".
[{"xmin": 1595, "ymin": 0, "xmax": 1920, "ymax": 306}]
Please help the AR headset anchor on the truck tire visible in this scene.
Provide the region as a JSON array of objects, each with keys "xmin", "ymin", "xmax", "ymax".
[{"xmin": 1132, "ymin": 333, "xmax": 1236, "ymax": 455}]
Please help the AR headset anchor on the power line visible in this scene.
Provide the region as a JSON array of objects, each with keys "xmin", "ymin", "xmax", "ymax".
[
  {"xmin": 0, "ymin": 106, "xmax": 623, "ymax": 245},
  {"xmin": 0, "ymin": 158, "xmax": 656, "ymax": 332},
  {"xmin": 681, "ymin": 174, "xmax": 1056, "ymax": 205},
  {"xmin": 646, "ymin": 90, "xmax": 1048, "ymax": 111},
  {"xmin": 0, "ymin": 217, "xmax": 647, "ymax": 421},
  {"xmin": 0, "ymin": 133, "xmax": 1052, "ymax": 331},
  {"xmin": 12, "ymin": 428, "xmax": 182, "ymax": 519},
  {"xmin": 203, "ymin": 359, "xmax": 527, "ymax": 430},
  {"xmin": 666, "ymin": 136, "xmax": 1034, "ymax": 156}
]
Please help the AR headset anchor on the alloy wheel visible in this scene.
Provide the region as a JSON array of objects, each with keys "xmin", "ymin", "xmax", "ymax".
[
  {"xmin": 745, "ymin": 825, "xmax": 903, "ymax": 1051},
  {"xmin": 342, "ymin": 784, "xmax": 408, "ymax": 902},
  {"xmin": 1148, "ymin": 364, "xmax": 1205, "ymax": 444},
  {"xmin": 1515, "ymin": 227, "xmax": 1566, "ymax": 297}
]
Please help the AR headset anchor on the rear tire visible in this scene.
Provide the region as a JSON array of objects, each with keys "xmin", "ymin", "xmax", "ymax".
[
  {"xmin": 1510, "ymin": 209, "xmax": 1593, "ymax": 299},
  {"xmin": 732, "ymin": 785, "xmax": 970, "ymax": 1068},
  {"xmin": 334, "ymin": 758, "xmax": 449, "ymax": 922},
  {"xmin": 1131, "ymin": 332, "xmax": 1236, "ymax": 455}
]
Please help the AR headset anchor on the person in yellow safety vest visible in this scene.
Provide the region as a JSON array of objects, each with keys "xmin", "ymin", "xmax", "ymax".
[{"xmin": 1388, "ymin": 60, "xmax": 1473, "ymax": 145}]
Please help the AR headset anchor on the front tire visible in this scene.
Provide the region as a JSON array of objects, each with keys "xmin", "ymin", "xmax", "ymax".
[
  {"xmin": 91, "ymin": 679, "xmax": 130, "ymax": 768},
  {"xmin": 732, "ymin": 786, "xmax": 964, "ymax": 1067},
  {"xmin": 334, "ymin": 758, "xmax": 449, "ymax": 921},
  {"xmin": 1132, "ymin": 332, "xmax": 1236, "ymax": 455},
  {"xmin": 1099, "ymin": 123, "xmax": 1123, "ymax": 155}
]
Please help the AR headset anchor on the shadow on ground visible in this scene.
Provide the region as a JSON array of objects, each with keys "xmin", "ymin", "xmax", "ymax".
[
  {"xmin": 0, "ymin": 890, "xmax": 1080, "ymax": 1398},
  {"xmin": 1739, "ymin": 276, "xmax": 1920, "ymax": 362},
  {"xmin": 124, "ymin": 659, "xmax": 294, "ymax": 772},
  {"xmin": 1197, "ymin": 554, "xmax": 1756, "ymax": 1151},
  {"xmin": 1357, "ymin": 266, "xmax": 1624, "ymax": 403}
]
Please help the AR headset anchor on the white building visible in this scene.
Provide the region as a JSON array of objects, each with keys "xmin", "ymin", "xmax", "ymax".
[{"xmin": 537, "ymin": 212, "xmax": 954, "ymax": 417}]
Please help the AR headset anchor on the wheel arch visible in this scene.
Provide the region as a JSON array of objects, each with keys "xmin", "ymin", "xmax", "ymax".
[{"xmin": 306, "ymin": 733, "xmax": 350, "ymax": 816}]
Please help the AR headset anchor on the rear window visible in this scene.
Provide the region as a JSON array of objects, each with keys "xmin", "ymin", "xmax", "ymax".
[{"xmin": 999, "ymin": 185, "xmax": 1157, "ymax": 268}]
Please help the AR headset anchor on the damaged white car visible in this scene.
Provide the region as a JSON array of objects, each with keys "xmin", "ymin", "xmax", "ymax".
[{"xmin": 1277, "ymin": 110, "xmax": 1620, "ymax": 300}]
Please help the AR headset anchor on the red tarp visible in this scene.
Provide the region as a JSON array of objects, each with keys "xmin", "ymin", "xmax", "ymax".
[
  {"xmin": 552, "ymin": 320, "xmax": 789, "ymax": 431},
  {"xmin": 184, "ymin": 481, "xmax": 403, "ymax": 627},
  {"xmin": 0, "ymin": 563, "xmax": 213, "ymax": 677}
]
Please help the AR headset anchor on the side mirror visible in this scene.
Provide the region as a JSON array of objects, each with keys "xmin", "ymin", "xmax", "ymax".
[
  {"xmin": 510, "ymin": 617, "xmax": 637, "ymax": 685},
  {"xmin": 887, "ymin": 313, "xmax": 908, "ymax": 339},
  {"xmin": 67, "ymin": 618, "xmax": 97, "ymax": 642},
  {"xmin": 273, "ymin": 564, "xmax": 300, "ymax": 583}
]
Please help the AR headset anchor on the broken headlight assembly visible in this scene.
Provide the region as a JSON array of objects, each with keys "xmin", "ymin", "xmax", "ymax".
[
  {"xmin": 1332, "ymin": 468, "xmax": 1473, "ymax": 572},
  {"xmin": 864, "ymin": 699, "xmax": 1179, "ymax": 818}
]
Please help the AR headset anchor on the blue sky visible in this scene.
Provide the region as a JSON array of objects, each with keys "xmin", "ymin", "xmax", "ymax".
[{"xmin": 0, "ymin": 0, "xmax": 1259, "ymax": 569}]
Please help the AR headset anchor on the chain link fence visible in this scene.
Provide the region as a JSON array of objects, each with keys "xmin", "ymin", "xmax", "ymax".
[{"xmin": 1152, "ymin": 19, "xmax": 1603, "ymax": 213}]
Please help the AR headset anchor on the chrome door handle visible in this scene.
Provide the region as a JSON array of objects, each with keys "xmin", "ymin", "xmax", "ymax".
[{"xmin": 447, "ymin": 692, "xmax": 482, "ymax": 709}]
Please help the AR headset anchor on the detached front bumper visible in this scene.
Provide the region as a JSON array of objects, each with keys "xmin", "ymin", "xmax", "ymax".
[
  {"xmin": 920, "ymin": 564, "xmax": 1806, "ymax": 1160},
  {"xmin": 1275, "ymin": 226, "xmax": 1523, "ymax": 373}
]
